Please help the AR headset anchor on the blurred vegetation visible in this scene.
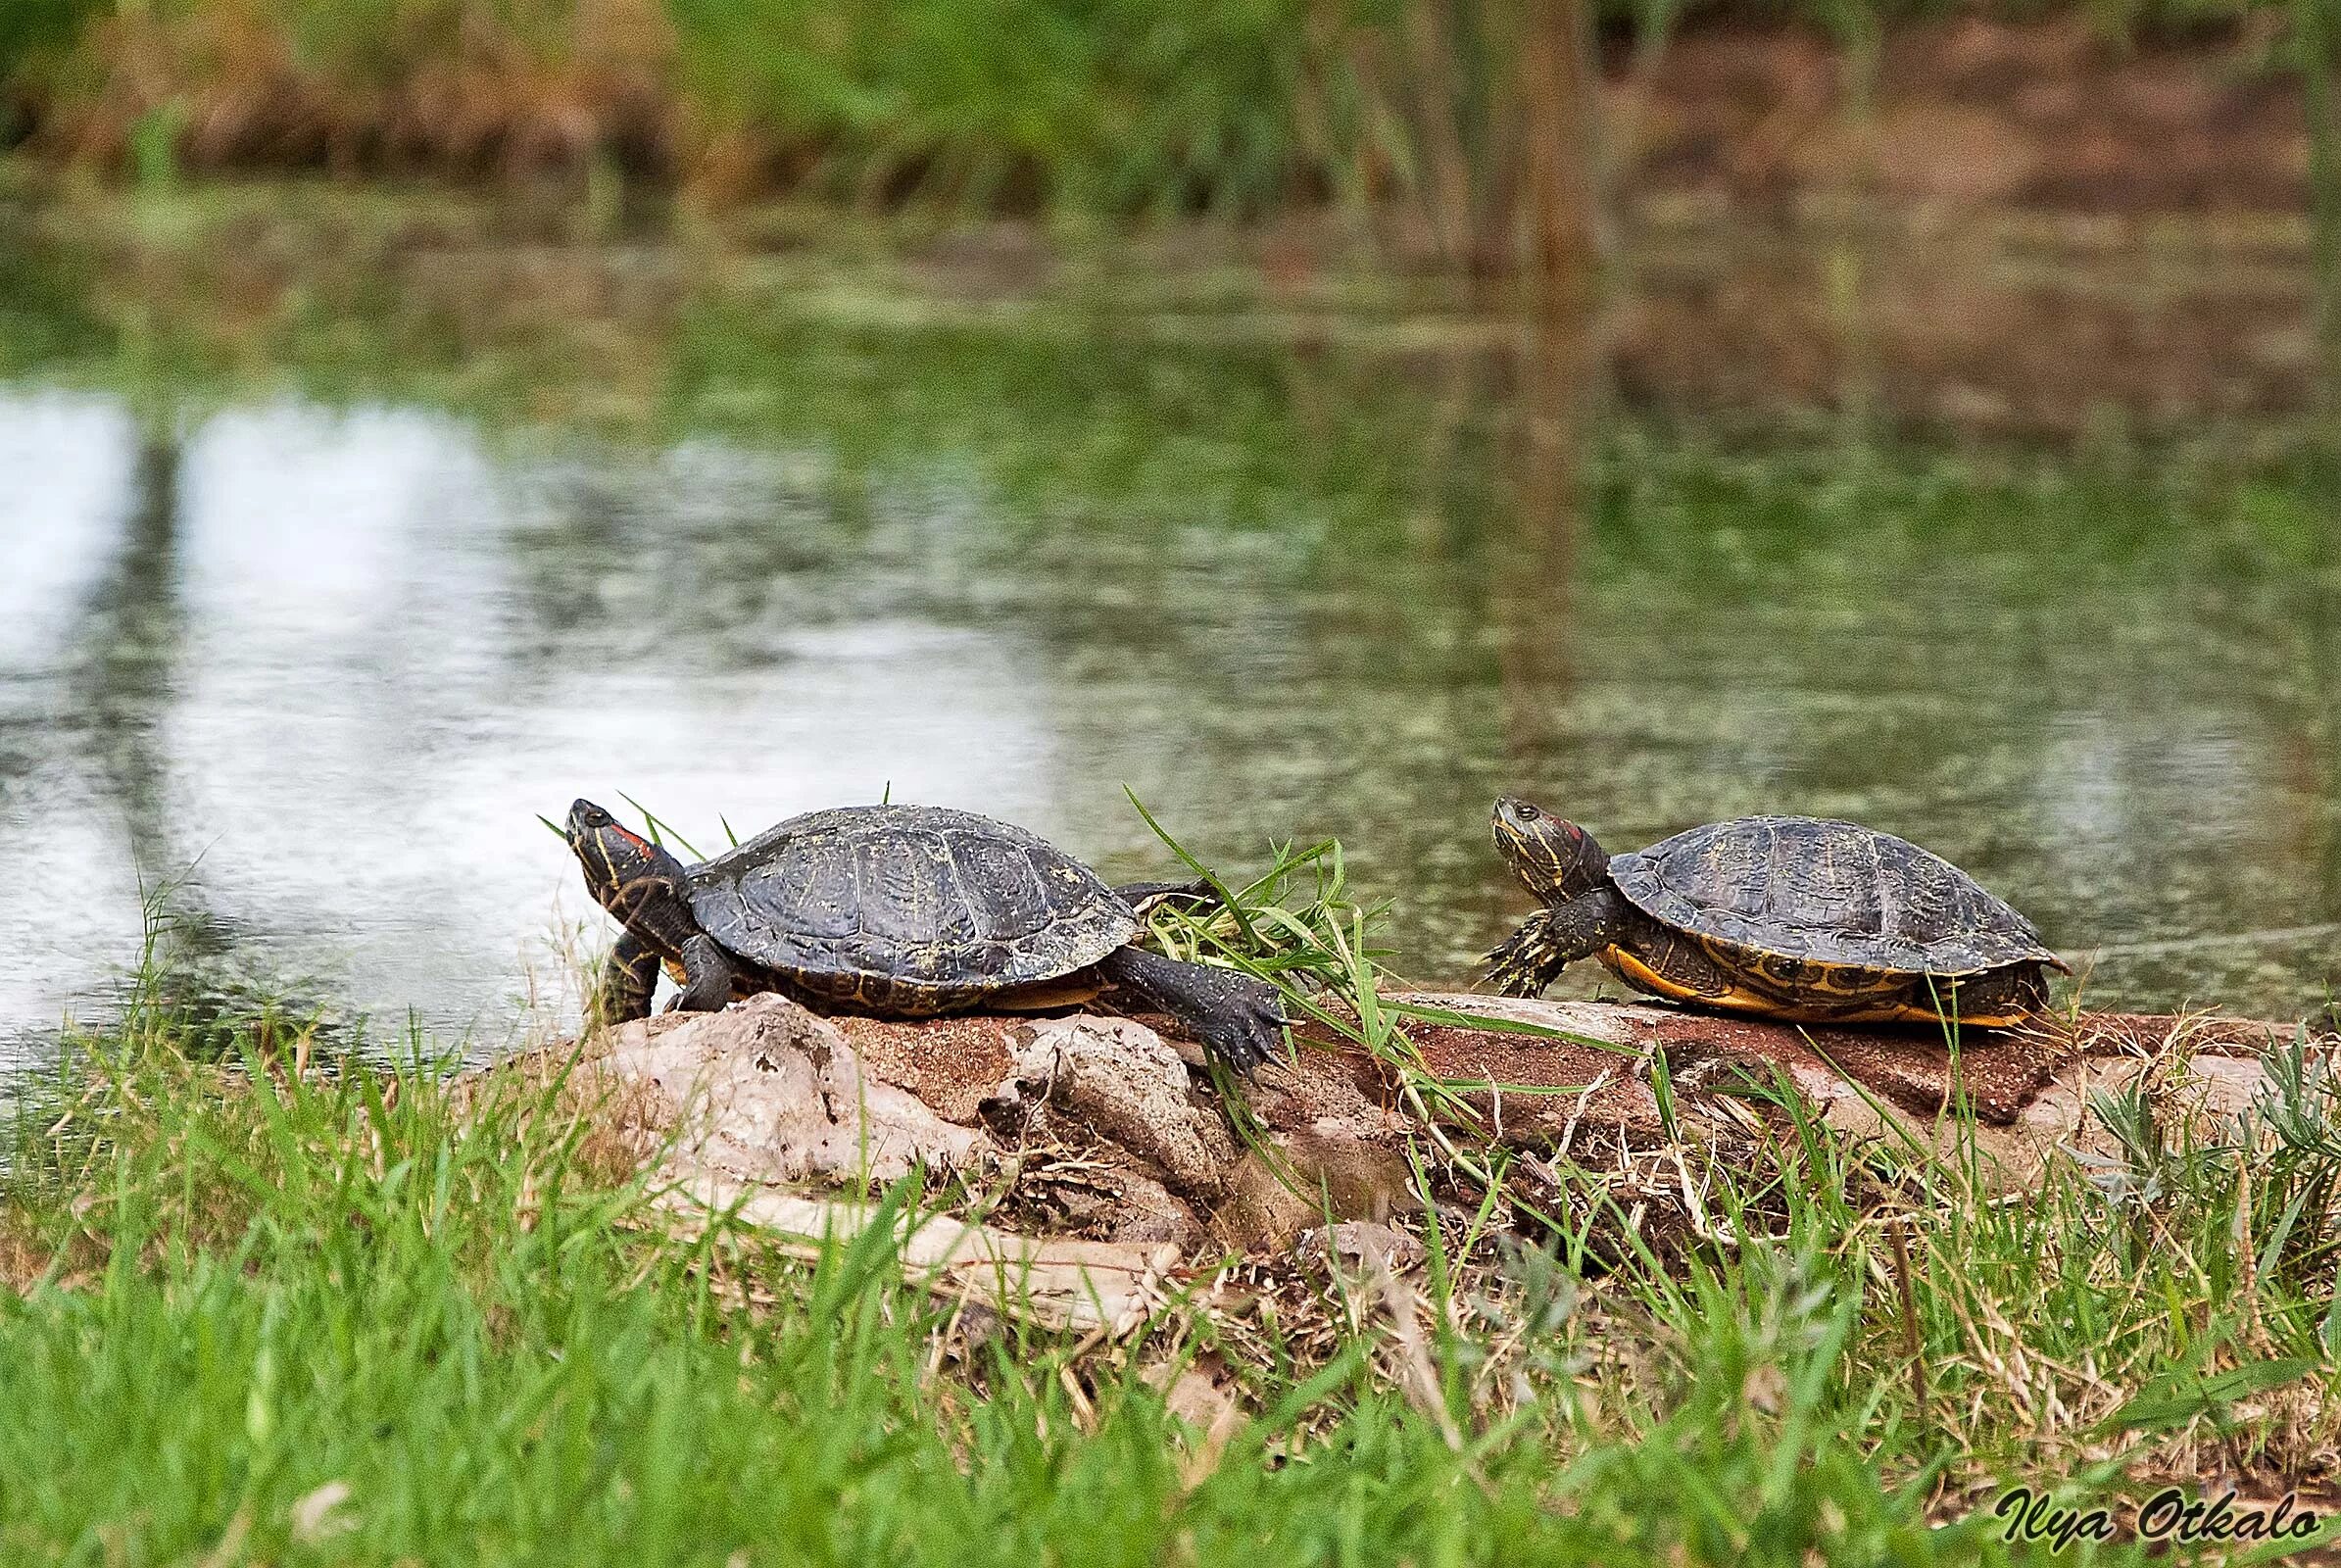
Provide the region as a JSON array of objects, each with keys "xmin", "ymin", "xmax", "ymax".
[{"xmin": 0, "ymin": 0, "xmax": 2327, "ymax": 264}]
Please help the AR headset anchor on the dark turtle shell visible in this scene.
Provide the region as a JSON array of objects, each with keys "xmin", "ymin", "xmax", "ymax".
[
  {"xmin": 1608, "ymin": 815, "xmax": 2058, "ymax": 978},
  {"xmin": 683, "ymin": 804, "xmax": 1137, "ymax": 1002}
]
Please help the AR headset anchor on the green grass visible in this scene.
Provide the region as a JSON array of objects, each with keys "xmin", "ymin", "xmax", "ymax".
[{"xmin": 2, "ymin": 849, "xmax": 2336, "ymax": 1564}]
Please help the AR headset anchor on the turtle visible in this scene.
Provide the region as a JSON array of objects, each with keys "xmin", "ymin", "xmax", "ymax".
[
  {"xmin": 565, "ymin": 798, "xmax": 1286, "ymax": 1072},
  {"xmin": 1482, "ymin": 798, "xmax": 2068, "ymax": 1027}
]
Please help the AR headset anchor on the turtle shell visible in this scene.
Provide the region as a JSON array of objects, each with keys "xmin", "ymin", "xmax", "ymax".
[
  {"xmin": 684, "ymin": 804, "xmax": 1138, "ymax": 1002},
  {"xmin": 1607, "ymin": 815, "xmax": 2058, "ymax": 979}
]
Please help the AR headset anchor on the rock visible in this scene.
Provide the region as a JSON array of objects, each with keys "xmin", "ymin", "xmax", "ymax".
[
  {"xmin": 833, "ymin": 1013, "xmax": 1020, "ymax": 1122},
  {"xmin": 500, "ymin": 986, "xmax": 2334, "ymax": 1295},
  {"xmin": 1212, "ymin": 1126, "xmax": 1421, "ymax": 1251},
  {"xmin": 1244, "ymin": 1041, "xmax": 1414, "ymax": 1146},
  {"xmin": 1214, "ymin": 1152, "xmax": 1324, "ymax": 1252},
  {"xmin": 992, "ymin": 1139, "xmax": 1202, "ymax": 1247},
  {"xmin": 1295, "ymin": 1219, "xmax": 1428, "ymax": 1278},
  {"xmin": 539, "ymin": 996, "xmax": 1189, "ymax": 1334},
  {"xmin": 1058, "ymin": 1165, "xmax": 1197, "ymax": 1247},
  {"xmin": 592, "ymin": 993, "xmax": 992, "ymax": 1186},
  {"xmin": 989, "ymin": 1015, "xmax": 1237, "ymax": 1198}
]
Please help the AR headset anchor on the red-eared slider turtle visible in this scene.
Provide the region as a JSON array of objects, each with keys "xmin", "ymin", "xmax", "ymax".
[
  {"xmin": 566, "ymin": 799, "xmax": 1284, "ymax": 1071},
  {"xmin": 1484, "ymin": 799, "xmax": 2067, "ymax": 1027}
]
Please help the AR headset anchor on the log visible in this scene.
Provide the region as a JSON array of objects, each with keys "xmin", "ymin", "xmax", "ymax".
[{"xmin": 1369, "ymin": 994, "xmax": 2323, "ymax": 1125}]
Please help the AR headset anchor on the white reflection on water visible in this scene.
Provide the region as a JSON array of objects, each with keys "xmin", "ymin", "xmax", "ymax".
[{"xmin": 1, "ymin": 394, "xmax": 1077, "ymax": 1060}]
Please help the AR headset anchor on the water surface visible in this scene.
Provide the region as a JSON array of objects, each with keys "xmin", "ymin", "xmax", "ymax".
[{"xmin": 3, "ymin": 216, "xmax": 2335, "ymax": 1059}]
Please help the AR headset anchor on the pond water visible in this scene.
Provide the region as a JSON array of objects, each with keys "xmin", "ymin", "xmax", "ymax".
[{"xmin": 2, "ymin": 210, "xmax": 2336, "ymax": 1061}]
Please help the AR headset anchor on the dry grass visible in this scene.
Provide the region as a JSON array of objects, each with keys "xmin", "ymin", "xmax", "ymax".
[{"xmin": 24, "ymin": 0, "xmax": 677, "ymax": 181}]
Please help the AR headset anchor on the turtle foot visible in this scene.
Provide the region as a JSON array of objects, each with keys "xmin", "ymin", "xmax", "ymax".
[
  {"xmin": 1196, "ymin": 981, "xmax": 1287, "ymax": 1076},
  {"xmin": 1097, "ymin": 945, "xmax": 1289, "ymax": 1078},
  {"xmin": 1483, "ymin": 954, "xmax": 1550, "ymax": 999},
  {"xmin": 1482, "ymin": 914, "xmax": 1563, "ymax": 998}
]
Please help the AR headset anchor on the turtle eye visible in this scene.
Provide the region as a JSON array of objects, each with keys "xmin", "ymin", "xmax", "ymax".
[{"xmin": 1516, "ymin": 803, "xmax": 1541, "ymax": 820}]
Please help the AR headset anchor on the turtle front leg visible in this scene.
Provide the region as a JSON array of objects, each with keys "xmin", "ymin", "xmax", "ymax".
[
  {"xmin": 1096, "ymin": 946, "xmax": 1287, "ymax": 1076},
  {"xmin": 1484, "ymin": 888, "xmax": 1631, "ymax": 998},
  {"xmin": 667, "ymin": 934, "xmax": 738, "ymax": 1013},
  {"xmin": 593, "ymin": 932, "xmax": 662, "ymax": 1027},
  {"xmin": 1485, "ymin": 908, "xmax": 1566, "ymax": 997}
]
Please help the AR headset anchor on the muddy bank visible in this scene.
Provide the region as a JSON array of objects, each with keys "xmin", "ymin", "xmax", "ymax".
[
  {"xmin": 504, "ymin": 989, "xmax": 2334, "ymax": 1327},
  {"xmin": 12, "ymin": 4, "xmax": 2328, "ymax": 445},
  {"xmin": 1597, "ymin": 14, "xmax": 2324, "ymax": 434},
  {"xmin": 9, "ymin": 35, "xmax": 2329, "ymax": 448},
  {"xmin": 1621, "ymin": 15, "xmax": 2311, "ymax": 217}
]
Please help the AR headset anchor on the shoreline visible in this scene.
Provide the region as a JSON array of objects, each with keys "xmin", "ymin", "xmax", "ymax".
[
  {"xmin": 6, "ymin": 166, "xmax": 2335, "ymax": 443},
  {"xmin": 4, "ymin": 13, "xmax": 2319, "ymax": 220}
]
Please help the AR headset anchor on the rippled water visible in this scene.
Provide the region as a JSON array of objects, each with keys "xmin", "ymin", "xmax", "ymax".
[{"xmin": 2, "ymin": 219, "xmax": 2336, "ymax": 1061}]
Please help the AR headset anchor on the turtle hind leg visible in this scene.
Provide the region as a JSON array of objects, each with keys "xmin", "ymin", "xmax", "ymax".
[
  {"xmin": 1095, "ymin": 945, "xmax": 1286, "ymax": 1076},
  {"xmin": 666, "ymin": 934, "xmax": 738, "ymax": 1013}
]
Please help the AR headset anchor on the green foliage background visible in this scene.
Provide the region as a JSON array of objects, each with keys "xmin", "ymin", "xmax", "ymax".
[{"xmin": 0, "ymin": 0, "xmax": 2318, "ymax": 219}]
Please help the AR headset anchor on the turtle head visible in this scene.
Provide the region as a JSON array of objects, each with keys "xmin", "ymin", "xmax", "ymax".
[
  {"xmin": 566, "ymin": 799, "xmax": 692, "ymax": 927},
  {"xmin": 1491, "ymin": 797, "xmax": 1610, "ymax": 902}
]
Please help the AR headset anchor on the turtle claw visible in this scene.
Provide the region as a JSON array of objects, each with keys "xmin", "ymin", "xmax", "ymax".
[
  {"xmin": 1484, "ymin": 953, "xmax": 1547, "ymax": 999},
  {"xmin": 1097, "ymin": 945, "xmax": 1288, "ymax": 1079},
  {"xmin": 1483, "ymin": 919, "xmax": 1560, "ymax": 998},
  {"xmin": 1202, "ymin": 982, "xmax": 1289, "ymax": 1078}
]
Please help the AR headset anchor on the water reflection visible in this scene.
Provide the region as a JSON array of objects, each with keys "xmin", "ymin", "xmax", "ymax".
[{"xmin": 1, "ymin": 332, "xmax": 2336, "ymax": 1063}]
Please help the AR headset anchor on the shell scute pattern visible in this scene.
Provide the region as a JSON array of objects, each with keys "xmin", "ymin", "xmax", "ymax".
[
  {"xmin": 746, "ymin": 843, "xmax": 853, "ymax": 940},
  {"xmin": 1611, "ymin": 816, "xmax": 2056, "ymax": 979},
  {"xmin": 850, "ymin": 832, "xmax": 955, "ymax": 946},
  {"xmin": 947, "ymin": 832, "xmax": 1049, "ymax": 944},
  {"xmin": 686, "ymin": 805, "xmax": 1137, "ymax": 998}
]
